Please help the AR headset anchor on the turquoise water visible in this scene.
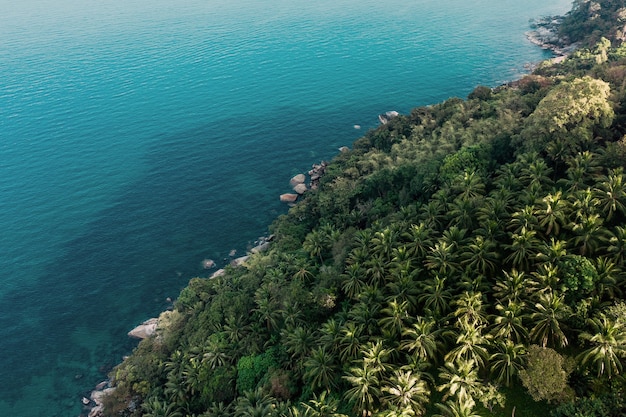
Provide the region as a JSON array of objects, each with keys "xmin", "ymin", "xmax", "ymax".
[{"xmin": 0, "ymin": 0, "xmax": 571, "ymax": 415}]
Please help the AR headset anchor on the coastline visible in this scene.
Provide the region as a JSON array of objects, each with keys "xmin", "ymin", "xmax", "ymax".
[
  {"xmin": 525, "ymin": 15, "xmax": 579, "ymax": 59},
  {"xmin": 79, "ymin": 9, "xmax": 581, "ymax": 417}
]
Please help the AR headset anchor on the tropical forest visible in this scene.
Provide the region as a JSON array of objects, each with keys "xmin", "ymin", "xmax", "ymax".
[{"xmin": 101, "ymin": 1, "xmax": 626, "ymax": 416}]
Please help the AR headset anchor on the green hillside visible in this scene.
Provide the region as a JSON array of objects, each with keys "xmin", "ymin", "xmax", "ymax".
[{"xmin": 101, "ymin": 2, "xmax": 626, "ymax": 416}]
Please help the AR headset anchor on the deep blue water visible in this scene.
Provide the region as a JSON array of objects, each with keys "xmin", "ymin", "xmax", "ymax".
[{"xmin": 0, "ymin": 0, "xmax": 571, "ymax": 415}]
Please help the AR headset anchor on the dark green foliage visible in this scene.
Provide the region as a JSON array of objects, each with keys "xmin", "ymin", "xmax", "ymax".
[{"xmin": 236, "ymin": 347, "xmax": 280, "ymax": 395}]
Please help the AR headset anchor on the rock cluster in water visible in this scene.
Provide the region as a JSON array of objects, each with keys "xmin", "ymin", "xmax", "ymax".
[{"xmin": 279, "ymin": 161, "xmax": 330, "ymax": 203}]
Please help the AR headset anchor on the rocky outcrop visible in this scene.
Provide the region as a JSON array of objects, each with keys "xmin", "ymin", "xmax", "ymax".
[
  {"xmin": 526, "ymin": 16, "xmax": 578, "ymax": 57},
  {"xmin": 293, "ymin": 183, "xmax": 307, "ymax": 194},
  {"xmin": 378, "ymin": 110, "xmax": 399, "ymax": 124},
  {"xmin": 202, "ymin": 258, "xmax": 216, "ymax": 269},
  {"xmin": 280, "ymin": 193, "xmax": 298, "ymax": 203},
  {"xmin": 231, "ymin": 255, "xmax": 250, "ymax": 267},
  {"xmin": 289, "ymin": 173, "xmax": 306, "ymax": 187},
  {"xmin": 308, "ymin": 161, "xmax": 328, "ymax": 190},
  {"xmin": 86, "ymin": 383, "xmax": 116, "ymax": 417},
  {"xmin": 210, "ymin": 268, "xmax": 226, "ymax": 278},
  {"xmin": 128, "ymin": 318, "xmax": 158, "ymax": 339}
]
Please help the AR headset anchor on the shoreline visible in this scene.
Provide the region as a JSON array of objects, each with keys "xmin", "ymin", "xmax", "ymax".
[
  {"xmin": 81, "ymin": 11, "xmax": 580, "ymax": 417},
  {"xmin": 525, "ymin": 15, "xmax": 579, "ymax": 59}
]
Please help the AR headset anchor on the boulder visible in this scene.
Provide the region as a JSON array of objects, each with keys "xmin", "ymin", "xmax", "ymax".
[
  {"xmin": 378, "ymin": 111, "xmax": 399, "ymax": 124},
  {"xmin": 280, "ymin": 193, "xmax": 298, "ymax": 203},
  {"xmin": 231, "ymin": 255, "xmax": 250, "ymax": 267},
  {"xmin": 293, "ymin": 183, "xmax": 307, "ymax": 194},
  {"xmin": 90, "ymin": 387, "xmax": 116, "ymax": 406},
  {"xmin": 128, "ymin": 318, "xmax": 158, "ymax": 339},
  {"xmin": 94, "ymin": 381, "xmax": 108, "ymax": 391},
  {"xmin": 202, "ymin": 259, "xmax": 215, "ymax": 269},
  {"xmin": 289, "ymin": 174, "xmax": 306, "ymax": 187},
  {"xmin": 89, "ymin": 405, "xmax": 103, "ymax": 417},
  {"xmin": 338, "ymin": 146, "xmax": 350, "ymax": 153},
  {"xmin": 210, "ymin": 268, "xmax": 226, "ymax": 279},
  {"xmin": 250, "ymin": 241, "xmax": 271, "ymax": 254}
]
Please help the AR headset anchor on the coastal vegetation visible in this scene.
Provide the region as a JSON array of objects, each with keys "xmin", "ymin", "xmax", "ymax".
[{"xmin": 101, "ymin": 1, "xmax": 626, "ymax": 416}]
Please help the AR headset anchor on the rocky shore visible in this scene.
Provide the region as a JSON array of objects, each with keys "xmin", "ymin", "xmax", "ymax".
[
  {"xmin": 526, "ymin": 15, "xmax": 579, "ymax": 58},
  {"xmin": 279, "ymin": 160, "xmax": 331, "ymax": 204}
]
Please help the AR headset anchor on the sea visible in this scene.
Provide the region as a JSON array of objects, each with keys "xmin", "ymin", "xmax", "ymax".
[{"xmin": 0, "ymin": 0, "xmax": 572, "ymax": 415}]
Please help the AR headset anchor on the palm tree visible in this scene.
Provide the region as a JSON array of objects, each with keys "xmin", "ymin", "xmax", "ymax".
[
  {"xmin": 304, "ymin": 229, "xmax": 327, "ymax": 264},
  {"xmin": 529, "ymin": 292, "xmax": 570, "ymax": 348},
  {"xmin": 530, "ymin": 262, "xmax": 560, "ymax": 295},
  {"xmin": 301, "ymin": 391, "xmax": 347, "ymax": 417},
  {"xmin": 505, "ymin": 226, "xmax": 540, "ymax": 271},
  {"xmin": 234, "ymin": 388, "xmax": 275, "ymax": 417},
  {"xmin": 204, "ymin": 401, "xmax": 232, "ymax": 417},
  {"xmin": 594, "ymin": 256, "xmax": 622, "ymax": 301},
  {"xmin": 452, "ymin": 292, "xmax": 487, "ymax": 326},
  {"xmin": 571, "ymin": 212, "xmax": 606, "ymax": 256},
  {"xmin": 425, "ymin": 242, "xmax": 459, "ymax": 276},
  {"xmin": 401, "ymin": 316, "xmax": 442, "ymax": 363},
  {"xmin": 282, "ymin": 325, "xmax": 315, "ymax": 369},
  {"xmin": 342, "ymin": 263, "xmax": 367, "ymax": 300},
  {"xmin": 343, "ymin": 362, "xmax": 382, "ymax": 417},
  {"xmin": 385, "ymin": 271, "xmax": 420, "ymax": 312},
  {"xmin": 366, "ymin": 254, "xmax": 388, "ymax": 288},
  {"xmin": 418, "ymin": 274, "xmax": 452, "ymax": 318},
  {"xmin": 372, "ymin": 227, "xmax": 401, "ymax": 261},
  {"xmin": 339, "ymin": 322, "xmax": 366, "ymax": 362},
  {"xmin": 304, "ymin": 347, "xmax": 339, "ymax": 391},
  {"xmin": 489, "ymin": 300, "xmax": 529, "ymax": 344},
  {"xmin": 253, "ymin": 289, "xmax": 280, "ymax": 333},
  {"xmin": 521, "ymin": 157, "xmax": 553, "ymax": 189},
  {"xmin": 445, "ymin": 319, "xmax": 490, "ymax": 369},
  {"xmin": 403, "ymin": 222, "xmax": 433, "ymax": 260},
  {"xmin": 142, "ymin": 397, "xmax": 183, "ymax": 417},
  {"xmin": 608, "ymin": 225, "xmax": 626, "ymax": 264},
  {"xmin": 448, "ymin": 198, "xmax": 478, "ymax": 230},
  {"xmin": 578, "ymin": 313, "xmax": 626, "ymax": 379},
  {"xmin": 489, "ymin": 340, "xmax": 526, "ymax": 387},
  {"xmin": 595, "ymin": 167, "xmax": 626, "ymax": 221},
  {"xmin": 382, "ymin": 370, "xmax": 431, "ymax": 416},
  {"xmin": 437, "ymin": 360, "xmax": 481, "ymax": 405},
  {"xmin": 202, "ymin": 340, "xmax": 232, "ymax": 370},
  {"xmin": 349, "ymin": 301, "xmax": 381, "ymax": 336},
  {"xmin": 536, "ymin": 238, "xmax": 568, "ymax": 264},
  {"xmin": 420, "ymin": 200, "xmax": 446, "ymax": 230},
  {"xmin": 379, "ymin": 299, "xmax": 410, "ymax": 339},
  {"xmin": 362, "ymin": 340, "xmax": 392, "ymax": 376},
  {"xmin": 460, "ymin": 236, "xmax": 499, "ymax": 277},
  {"xmin": 319, "ymin": 318, "xmax": 343, "ymax": 353},
  {"xmin": 433, "ymin": 399, "xmax": 482, "ymax": 417},
  {"xmin": 493, "ymin": 269, "xmax": 532, "ymax": 304},
  {"xmin": 535, "ymin": 191, "xmax": 568, "ymax": 236}
]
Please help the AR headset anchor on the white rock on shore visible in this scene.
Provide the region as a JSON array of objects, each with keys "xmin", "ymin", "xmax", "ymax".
[
  {"xmin": 128, "ymin": 318, "xmax": 158, "ymax": 339},
  {"xmin": 293, "ymin": 183, "xmax": 307, "ymax": 195},
  {"xmin": 289, "ymin": 173, "xmax": 306, "ymax": 187},
  {"xmin": 280, "ymin": 193, "xmax": 298, "ymax": 203}
]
